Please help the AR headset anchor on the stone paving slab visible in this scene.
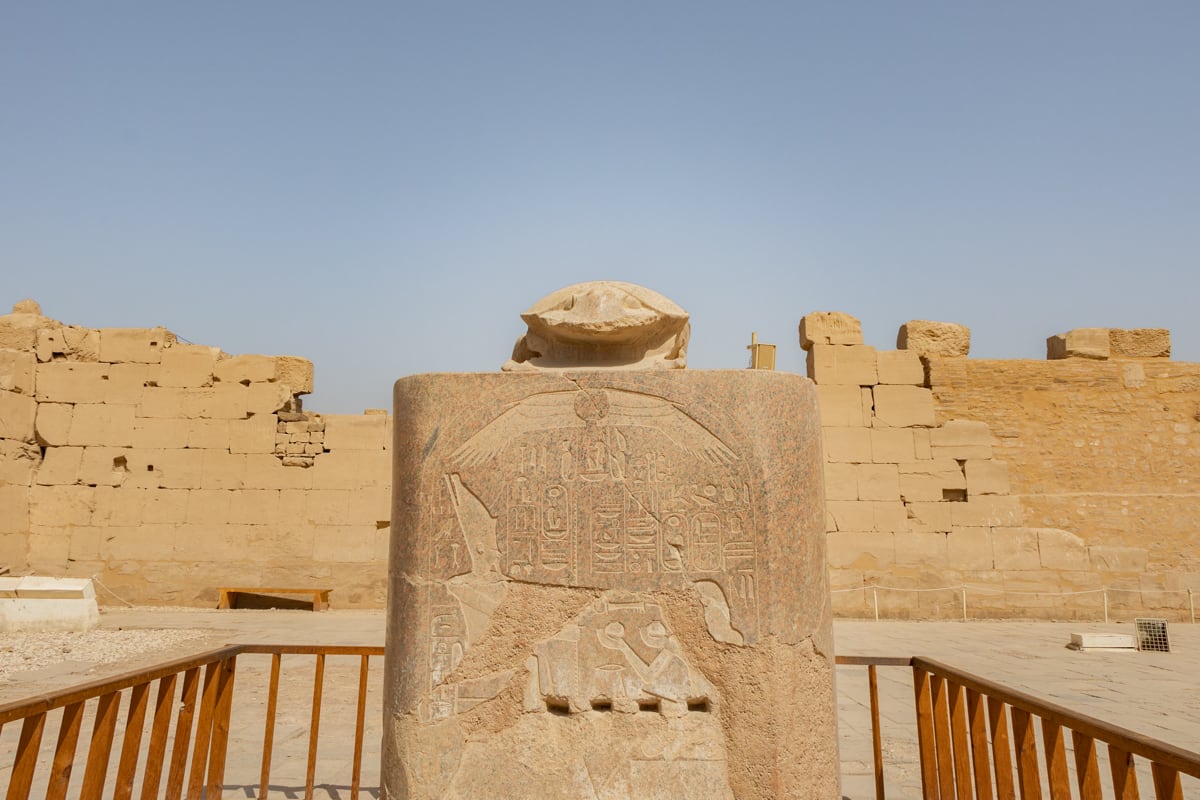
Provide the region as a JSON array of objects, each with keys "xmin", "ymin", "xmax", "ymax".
[{"xmin": 2, "ymin": 610, "xmax": 1198, "ymax": 798}]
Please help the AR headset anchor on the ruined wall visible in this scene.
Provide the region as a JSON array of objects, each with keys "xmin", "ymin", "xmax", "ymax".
[
  {"xmin": 808, "ymin": 313, "xmax": 1198, "ymax": 620},
  {"xmin": 4, "ymin": 298, "xmax": 1197, "ymax": 618},
  {"xmin": 927, "ymin": 356, "xmax": 1200, "ymax": 593},
  {"xmin": 0, "ymin": 301, "xmax": 390, "ymax": 607}
]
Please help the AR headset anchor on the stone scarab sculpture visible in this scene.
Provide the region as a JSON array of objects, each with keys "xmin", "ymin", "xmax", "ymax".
[{"xmin": 503, "ymin": 281, "xmax": 690, "ymax": 371}]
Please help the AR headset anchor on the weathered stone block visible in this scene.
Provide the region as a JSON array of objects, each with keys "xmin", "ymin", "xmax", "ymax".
[
  {"xmin": 826, "ymin": 532, "xmax": 895, "ymax": 569},
  {"xmin": 0, "ymin": 533, "xmax": 28, "ymax": 567},
  {"xmin": 35, "ymin": 327, "xmax": 65, "ymax": 362},
  {"xmin": 65, "ymin": 526, "xmax": 102, "ymax": 560},
  {"xmin": 965, "ymin": 460, "xmax": 1010, "ymax": 496},
  {"xmin": 1087, "ymin": 545, "xmax": 1148, "ymax": 573},
  {"xmin": 897, "ymin": 321, "xmax": 970, "ymax": 357},
  {"xmin": 828, "ymin": 500, "xmax": 904, "ymax": 532},
  {"xmin": 1046, "ymin": 328, "xmax": 1110, "ymax": 360},
  {"xmin": 817, "ymin": 384, "xmax": 870, "ymax": 427},
  {"xmin": 275, "ymin": 356, "xmax": 314, "ymax": 394},
  {"xmin": 159, "ymin": 344, "xmax": 217, "ymax": 388},
  {"xmin": 856, "ymin": 463, "xmax": 900, "ymax": 502},
  {"xmin": 100, "ymin": 525, "xmax": 177, "ymax": 561},
  {"xmin": 823, "ymin": 426, "xmax": 872, "ymax": 463},
  {"xmin": 29, "ymin": 485, "xmax": 96, "ymax": 527},
  {"xmin": 102, "ymin": 363, "xmax": 152, "ymax": 405},
  {"xmin": 905, "ymin": 501, "xmax": 952, "ymax": 533},
  {"xmin": 244, "ymin": 525, "xmax": 315, "ymax": 563},
  {"xmin": 229, "ymin": 490, "xmax": 281, "ymax": 525},
  {"xmin": 323, "ymin": 414, "xmax": 387, "ymax": 451},
  {"xmin": 898, "ymin": 473, "xmax": 948, "ymax": 502},
  {"xmin": 142, "ymin": 489, "xmax": 188, "ymax": 524},
  {"xmin": 947, "ymin": 527, "xmax": 993, "ymax": 569},
  {"xmin": 824, "ymin": 463, "xmax": 858, "ymax": 501},
  {"xmin": 153, "ymin": 449, "xmax": 206, "ymax": 489},
  {"xmin": 118, "ymin": 448, "xmax": 165, "ymax": 489},
  {"xmin": 229, "ymin": 416, "xmax": 277, "ymax": 454},
  {"xmin": 387, "ymin": 369, "xmax": 835, "ymax": 799},
  {"xmin": 138, "ymin": 387, "xmax": 191, "ymax": 419},
  {"xmin": 0, "ymin": 390, "xmax": 37, "ymax": 442},
  {"xmin": 1109, "ymin": 328, "xmax": 1170, "ymax": 358},
  {"xmin": 186, "ymin": 489, "xmax": 233, "ymax": 525},
  {"xmin": 0, "ymin": 440, "xmax": 41, "ymax": 486},
  {"xmin": 246, "ymin": 382, "xmax": 292, "ymax": 414},
  {"xmin": 900, "ymin": 459, "xmax": 965, "ymax": 485},
  {"xmin": 990, "ymin": 528, "xmax": 1041, "ymax": 570},
  {"xmin": 872, "ymin": 385, "xmax": 935, "ymax": 428},
  {"xmin": 872, "ymin": 500, "xmax": 909, "ymax": 532},
  {"xmin": 78, "ymin": 447, "xmax": 133, "ymax": 487},
  {"xmin": 894, "ymin": 532, "xmax": 948, "ymax": 567},
  {"xmin": 98, "ymin": 327, "xmax": 173, "ymax": 364},
  {"xmin": 305, "ymin": 490, "xmax": 351, "ymax": 526},
  {"xmin": 1037, "ymin": 528, "xmax": 1088, "ymax": 571},
  {"xmin": 200, "ymin": 449, "xmax": 246, "ymax": 490},
  {"xmin": 67, "ymin": 404, "xmax": 136, "ymax": 447},
  {"xmin": 876, "ymin": 350, "xmax": 925, "ymax": 385},
  {"xmin": 244, "ymin": 455, "xmax": 312, "ymax": 491},
  {"xmin": 66, "ymin": 326, "xmax": 101, "ymax": 360},
  {"xmin": 35, "ymin": 362, "xmax": 108, "ymax": 403},
  {"xmin": 950, "ymin": 496, "xmax": 1024, "ymax": 527},
  {"xmin": 0, "ymin": 304, "xmax": 48, "ymax": 351},
  {"xmin": 807, "ymin": 344, "xmax": 878, "ymax": 386},
  {"xmin": 313, "ymin": 525, "xmax": 378, "ymax": 562},
  {"xmin": 185, "ymin": 385, "xmax": 249, "ymax": 419},
  {"xmin": 310, "ymin": 450, "xmax": 390, "ymax": 490},
  {"xmin": 214, "ymin": 354, "xmax": 279, "ymax": 384},
  {"xmin": 929, "ymin": 420, "xmax": 993, "ymax": 459},
  {"xmin": 187, "ymin": 419, "xmax": 230, "ymax": 450},
  {"xmin": 91, "ymin": 486, "xmax": 145, "ymax": 527},
  {"xmin": 0, "ymin": 349, "xmax": 36, "ymax": 394},
  {"xmin": 0, "ymin": 485, "xmax": 29, "ymax": 533},
  {"xmin": 130, "ymin": 417, "xmax": 190, "ymax": 449},
  {"xmin": 347, "ymin": 486, "xmax": 391, "ymax": 527},
  {"xmin": 870, "ymin": 428, "xmax": 915, "ymax": 463},
  {"xmin": 799, "ymin": 311, "xmax": 864, "ymax": 349}
]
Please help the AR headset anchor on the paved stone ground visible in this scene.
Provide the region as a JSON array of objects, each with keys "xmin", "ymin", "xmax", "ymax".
[{"xmin": 2, "ymin": 609, "xmax": 1198, "ymax": 798}]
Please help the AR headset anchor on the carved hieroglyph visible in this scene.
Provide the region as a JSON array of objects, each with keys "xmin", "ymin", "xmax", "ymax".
[
  {"xmin": 385, "ymin": 370, "xmax": 837, "ymax": 799},
  {"xmin": 503, "ymin": 281, "xmax": 690, "ymax": 371}
]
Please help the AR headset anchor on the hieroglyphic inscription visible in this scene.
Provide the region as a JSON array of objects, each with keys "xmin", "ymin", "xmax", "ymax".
[
  {"xmin": 420, "ymin": 585, "xmax": 468, "ymax": 722},
  {"xmin": 421, "ymin": 387, "xmax": 766, "ymax": 712}
]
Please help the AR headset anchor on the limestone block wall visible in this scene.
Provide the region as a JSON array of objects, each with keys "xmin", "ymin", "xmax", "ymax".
[
  {"xmin": 807, "ymin": 313, "xmax": 1195, "ymax": 620},
  {"xmin": 0, "ymin": 301, "xmax": 391, "ymax": 607},
  {"xmin": 927, "ymin": 354, "xmax": 1200, "ymax": 605},
  {"xmin": 4, "ymin": 297, "xmax": 1196, "ymax": 618}
]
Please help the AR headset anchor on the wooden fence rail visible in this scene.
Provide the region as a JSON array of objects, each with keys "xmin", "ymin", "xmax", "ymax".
[
  {"xmin": 3, "ymin": 647, "xmax": 1198, "ymax": 799},
  {"xmin": 911, "ymin": 656, "xmax": 1200, "ymax": 800},
  {"xmin": 0, "ymin": 644, "xmax": 384, "ymax": 800}
]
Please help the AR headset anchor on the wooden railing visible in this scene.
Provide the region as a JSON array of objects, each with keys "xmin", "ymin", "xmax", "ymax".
[
  {"xmin": 910, "ymin": 656, "xmax": 1200, "ymax": 800},
  {"xmin": 2, "ymin": 647, "xmax": 1198, "ymax": 799},
  {"xmin": 0, "ymin": 643, "xmax": 384, "ymax": 800}
]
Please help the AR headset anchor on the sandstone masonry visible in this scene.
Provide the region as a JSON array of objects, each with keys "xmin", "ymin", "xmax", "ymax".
[
  {"xmin": 0, "ymin": 301, "xmax": 390, "ymax": 607},
  {"xmin": 2, "ymin": 300, "xmax": 1196, "ymax": 620}
]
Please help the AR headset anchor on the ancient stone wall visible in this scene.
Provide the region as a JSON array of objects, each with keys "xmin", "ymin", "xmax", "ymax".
[
  {"xmin": 4, "ymin": 298, "xmax": 1197, "ymax": 619},
  {"xmin": 809, "ymin": 313, "xmax": 1199, "ymax": 620},
  {"xmin": 0, "ymin": 302, "xmax": 390, "ymax": 607}
]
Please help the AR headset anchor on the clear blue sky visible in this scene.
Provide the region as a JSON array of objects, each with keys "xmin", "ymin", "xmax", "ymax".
[{"xmin": 4, "ymin": 3, "xmax": 1198, "ymax": 413}]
